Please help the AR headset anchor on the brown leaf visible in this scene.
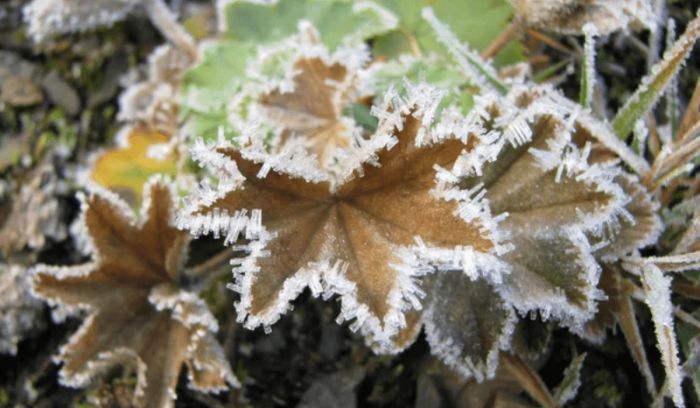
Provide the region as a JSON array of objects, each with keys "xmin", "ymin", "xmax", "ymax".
[
  {"xmin": 33, "ymin": 178, "xmax": 236, "ymax": 407},
  {"xmin": 184, "ymin": 89, "xmax": 499, "ymax": 351},
  {"xmin": 512, "ymin": 0, "xmax": 654, "ymax": 35},
  {"xmin": 258, "ymin": 56, "xmax": 356, "ymax": 166},
  {"xmin": 424, "ymin": 271, "xmax": 515, "ymax": 381}
]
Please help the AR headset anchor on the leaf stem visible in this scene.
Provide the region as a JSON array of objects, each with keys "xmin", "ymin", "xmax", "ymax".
[
  {"xmin": 145, "ymin": 0, "xmax": 199, "ymax": 60},
  {"xmin": 186, "ymin": 247, "xmax": 235, "ymax": 279}
]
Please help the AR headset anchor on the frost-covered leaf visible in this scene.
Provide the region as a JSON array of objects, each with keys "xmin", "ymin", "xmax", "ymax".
[
  {"xmin": 510, "ymin": 0, "xmax": 655, "ymax": 35},
  {"xmin": 613, "ymin": 13, "xmax": 700, "ymax": 140},
  {"xmin": 180, "ymin": 82, "xmax": 508, "ymax": 351},
  {"xmin": 0, "ymin": 264, "xmax": 45, "ymax": 355},
  {"xmin": 510, "ymin": 317, "xmax": 553, "ymax": 362},
  {"xmin": 424, "ymin": 271, "xmax": 516, "ymax": 381},
  {"xmin": 23, "ymin": 0, "xmax": 140, "ymax": 41},
  {"xmin": 222, "ymin": 28, "xmax": 378, "ymax": 168},
  {"xmin": 221, "ymin": 0, "xmax": 397, "ymax": 49},
  {"xmin": 595, "ymin": 173, "xmax": 663, "ymax": 261},
  {"xmin": 33, "ymin": 178, "xmax": 236, "ymax": 407},
  {"xmin": 120, "ymin": 45, "xmax": 194, "ymax": 136},
  {"xmin": 90, "ymin": 127, "xmax": 178, "ymax": 208},
  {"xmin": 553, "ymin": 353, "xmax": 586, "ymax": 405},
  {"xmin": 641, "ymin": 264, "xmax": 685, "ymax": 408},
  {"xmin": 459, "ymin": 86, "xmax": 628, "ymax": 328},
  {"xmin": 257, "ymin": 57, "xmax": 358, "ymax": 166},
  {"xmin": 373, "ymin": 54, "xmax": 475, "ymax": 115}
]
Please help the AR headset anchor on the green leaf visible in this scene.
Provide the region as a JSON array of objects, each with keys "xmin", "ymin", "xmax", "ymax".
[
  {"xmin": 612, "ymin": 13, "xmax": 700, "ymax": 140},
  {"xmin": 373, "ymin": 0, "xmax": 523, "ymax": 67},
  {"xmin": 373, "ymin": 55, "xmax": 475, "ymax": 114},
  {"xmin": 180, "ymin": 40, "xmax": 253, "ymax": 142},
  {"xmin": 223, "ymin": 0, "xmax": 397, "ymax": 49}
]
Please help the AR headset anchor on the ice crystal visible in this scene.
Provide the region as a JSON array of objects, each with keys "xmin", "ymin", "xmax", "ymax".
[{"xmin": 33, "ymin": 178, "xmax": 236, "ymax": 407}]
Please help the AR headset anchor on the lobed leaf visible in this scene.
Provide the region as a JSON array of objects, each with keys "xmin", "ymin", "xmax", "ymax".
[
  {"xmin": 222, "ymin": 0, "xmax": 397, "ymax": 49},
  {"xmin": 33, "ymin": 178, "xmax": 236, "ymax": 407},
  {"xmin": 90, "ymin": 127, "xmax": 178, "ymax": 209}
]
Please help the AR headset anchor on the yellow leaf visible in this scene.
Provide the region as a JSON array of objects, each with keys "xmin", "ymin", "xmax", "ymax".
[{"xmin": 91, "ymin": 127, "xmax": 177, "ymax": 208}]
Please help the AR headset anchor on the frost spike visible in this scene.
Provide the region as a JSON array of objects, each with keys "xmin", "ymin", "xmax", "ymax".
[
  {"xmin": 612, "ymin": 10, "xmax": 700, "ymax": 140},
  {"xmin": 421, "ymin": 7, "xmax": 508, "ymax": 95}
]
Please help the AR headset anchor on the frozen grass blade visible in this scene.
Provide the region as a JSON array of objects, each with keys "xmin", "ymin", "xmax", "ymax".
[
  {"xmin": 501, "ymin": 353, "xmax": 557, "ymax": 408},
  {"xmin": 554, "ymin": 353, "xmax": 587, "ymax": 405},
  {"xmin": 421, "ymin": 7, "xmax": 508, "ymax": 95},
  {"xmin": 612, "ymin": 11, "xmax": 700, "ymax": 140},
  {"xmin": 618, "ymin": 289, "xmax": 658, "ymax": 395},
  {"xmin": 642, "ymin": 264, "xmax": 685, "ymax": 408},
  {"xmin": 664, "ymin": 18, "xmax": 680, "ymax": 140},
  {"xmin": 580, "ymin": 23, "xmax": 598, "ymax": 109}
]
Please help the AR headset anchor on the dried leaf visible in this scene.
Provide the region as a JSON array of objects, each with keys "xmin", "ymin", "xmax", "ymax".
[
  {"xmin": 23, "ymin": 0, "xmax": 139, "ymax": 41},
  {"xmin": 181, "ymin": 82, "xmax": 508, "ymax": 351},
  {"xmin": 463, "ymin": 87, "xmax": 628, "ymax": 327},
  {"xmin": 511, "ymin": 0, "xmax": 655, "ymax": 35},
  {"xmin": 90, "ymin": 127, "xmax": 178, "ymax": 208},
  {"xmin": 119, "ymin": 45, "xmax": 194, "ymax": 135},
  {"xmin": 33, "ymin": 178, "xmax": 236, "ymax": 407},
  {"xmin": 595, "ymin": 173, "xmax": 663, "ymax": 261},
  {"xmin": 424, "ymin": 271, "xmax": 516, "ymax": 381},
  {"xmin": 259, "ymin": 58, "xmax": 349, "ymax": 152}
]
